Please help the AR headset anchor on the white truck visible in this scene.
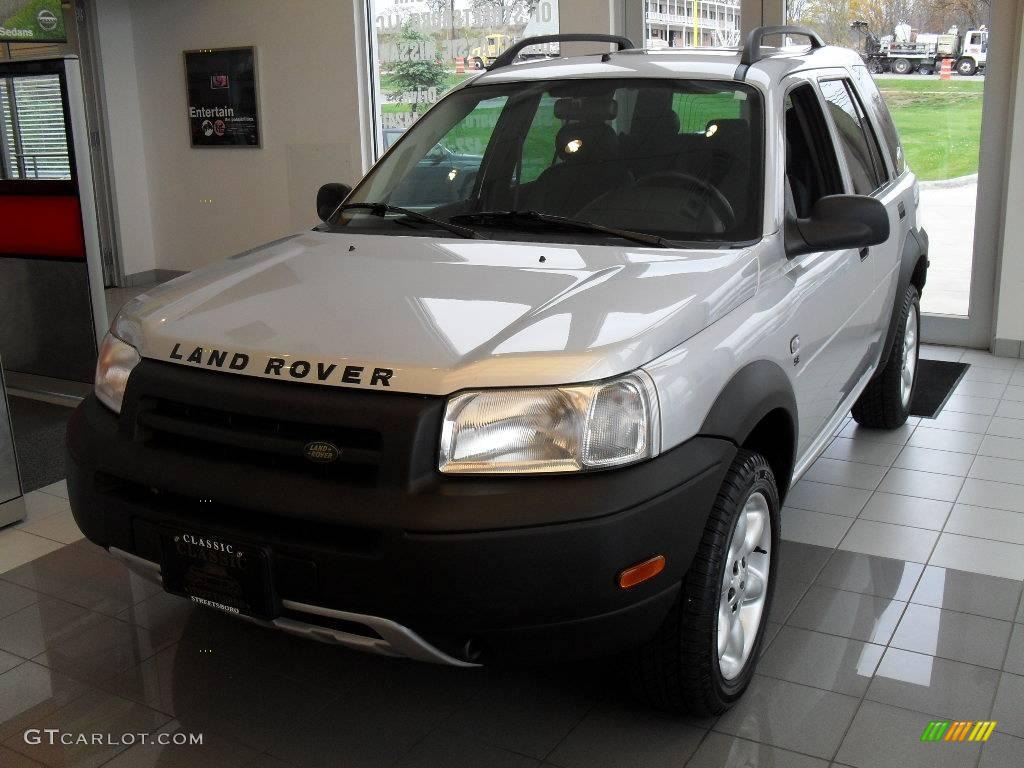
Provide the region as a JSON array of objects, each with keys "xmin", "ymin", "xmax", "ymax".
[
  {"xmin": 855, "ymin": 21, "xmax": 989, "ymax": 75},
  {"xmin": 69, "ymin": 27, "xmax": 927, "ymax": 714}
]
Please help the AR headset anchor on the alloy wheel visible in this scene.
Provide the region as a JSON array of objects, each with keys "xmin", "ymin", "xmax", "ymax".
[{"xmin": 900, "ymin": 303, "xmax": 918, "ymax": 408}]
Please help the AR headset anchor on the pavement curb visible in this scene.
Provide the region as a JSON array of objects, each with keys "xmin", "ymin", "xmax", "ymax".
[{"xmin": 920, "ymin": 173, "xmax": 978, "ymax": 189}]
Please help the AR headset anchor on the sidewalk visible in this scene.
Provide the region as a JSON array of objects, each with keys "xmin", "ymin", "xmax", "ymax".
[{"xmin": 919, "ymin": 179, "xmax": 977, "ymax": 316}]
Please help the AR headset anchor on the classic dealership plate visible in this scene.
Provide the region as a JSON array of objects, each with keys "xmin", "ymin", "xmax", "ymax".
[{"xmin": 160, "ymin": 531, "xmax": 275, "ymax": 619}]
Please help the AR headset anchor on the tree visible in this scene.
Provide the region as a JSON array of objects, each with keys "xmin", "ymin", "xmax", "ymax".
[{"xmin": 391, "ymin": 22, "xmax": 449, "ymax": 115}]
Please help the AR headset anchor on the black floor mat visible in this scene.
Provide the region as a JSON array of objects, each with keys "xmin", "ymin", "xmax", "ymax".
[
  {"xmin": 911, "ymin": 360, "xmax": 970, "ymax": 418},
  {"xmin": 8, "ymin": 396, "xmax": 74, "ymax": 492}
]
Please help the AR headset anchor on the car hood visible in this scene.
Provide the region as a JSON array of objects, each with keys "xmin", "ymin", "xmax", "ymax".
[{"xmin": 117, "ymin": 231, "xmax": 760, "ymax": 396}]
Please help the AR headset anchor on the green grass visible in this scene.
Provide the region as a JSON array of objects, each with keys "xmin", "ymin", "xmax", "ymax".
[{"xmin": 879, "ymin": 78, "xmax": 984, "ymax": 180}]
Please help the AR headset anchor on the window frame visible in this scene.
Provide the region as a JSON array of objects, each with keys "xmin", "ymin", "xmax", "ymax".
[
  {"xmin": 781, "ymin": 78, "xmax": 845, "ymax": 220},
  {"xmin": 816, "ymin": 75, "xmax": 888, "ymax": 196}
]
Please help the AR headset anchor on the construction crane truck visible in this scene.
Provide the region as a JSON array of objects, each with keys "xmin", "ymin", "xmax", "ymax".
[{"xmin": 852, "ymin": 21, "xmax": 988, "ymax": 76}]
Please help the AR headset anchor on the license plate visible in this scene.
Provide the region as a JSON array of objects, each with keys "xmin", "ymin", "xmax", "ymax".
[{"xmin": 160, "ymin": 531, "xmax": 275, "ymax": 619}]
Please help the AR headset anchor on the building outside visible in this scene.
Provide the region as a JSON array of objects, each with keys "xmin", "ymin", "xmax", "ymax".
[{"xmin": 645, "ymin": 0, "xmax": 741, "ymax": 48}]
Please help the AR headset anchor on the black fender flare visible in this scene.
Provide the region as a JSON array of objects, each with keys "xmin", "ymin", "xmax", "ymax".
[
  {"xmin": 699, "ymin": 359, "xmax": 798, "ymax": 450},
  {"xmin": 875, "ymin": 227, "xmax": 928, "ymax": 378}
]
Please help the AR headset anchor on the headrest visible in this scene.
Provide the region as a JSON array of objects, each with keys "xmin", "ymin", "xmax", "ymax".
[
  {"xmin": 554, "ymin": 97, "xmax": 618, "ymax": 123},
  {"xmin": 555, "ymin": 123, "xmax": 617, "ymax": 161}
]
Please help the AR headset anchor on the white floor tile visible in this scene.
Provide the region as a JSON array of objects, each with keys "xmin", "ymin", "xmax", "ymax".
[
  {"xmin": 894, "ymin": 446, "xmax": 975, "ymax": 477},
  {"xmin": 859, "ymin": 492, "xmax": 952, "ymax": 531},
  {"xmin": 968, "ymin": 455, "xmax": 1024, "ymax": 486},
  {"xmin": 785, "ymin": 480, "xmax": 872, "ymax": 518},
  {"xmin": 839, "ymin": 519, "xmax": 939, "ymax": 562},
  {"xmin": 920, "ymin": 345, "xmax": 964, "ymax": 362},
  {"xmin": 838, "ymin": 421, "xmax": 916, "ymax": 445},
  {"xmin": 965, "ymin": 367, "xmax": 1013, "ymax": 385},
  {"xmin": 14, "ymin": 491, "xmax": 72, "ymax": 527},
  {"xmin": 877, "ymin": 468, "xmax": 965, "ymax": 502},
  {"xmin": 954, "ymin": 379, "xmax": 1008, "ymax": 399},
  {"xmin": 930, "ymin": 533, "xmax": 1024, "ymax": 581},
  {"xmin": 995, "ymin": 401, "xmax": 1024, "ymax": 420},
  {"xmin": 958, "ymin": 478, "xmax": 1024, "ymax": 513},
  {"xmin": 978, "ymin": 435, "xmax": 1024, "ymax": 462},
  {"xmin": 37, "ymin": 480, "xmax": 69, "ymax": 500},
  {"xmin": 0, "ymin": 529, "xmax": 64, "ymax": 574},
  {"xmin": 960, "ymin": 350, "xmax": 1020, "ymax": 370},
  {"xmin": 804, "ymin": 458, "xmax": 886, "ymax": 491},
  {"xmin": 17, "ymin": 510, "xmax": 84, "ymax": 545},
  {"xmin": 908, "ymin": 427, "xmax": 984, "ymax": 455},
  {"xmin": 781, "ymin": 507, "xmax": 854, "ymax": 548},
  {"xmin": 822, "ymin": 437, "xmax": 901, "ymax": 467},
  {"xmin": 1002, "ymin": 385, "xmax": 1024, "ymax": 402},
  {"xmin": 1011, "ymin": 369, "xmax": 1024, "ymax": 387},
  {"xmin": 924, "ymin": 410, "xmax": 991, "ymax": 434},
  {"xmin": 945, "ymin": 504, "xmax": 1024, "ymax": 546},
  {"xmin": 988, "ymin": 417, "xmax": 1024, "ymax": 440},
  {"xmin": 942, "ymin": 394, "xmax": 1000, "ymax": 417}
]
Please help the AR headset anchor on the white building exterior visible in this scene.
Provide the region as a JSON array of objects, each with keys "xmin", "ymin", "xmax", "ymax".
[{"xmin": 645, "ymin": 0, "xmax": 741, "ymax": 48}]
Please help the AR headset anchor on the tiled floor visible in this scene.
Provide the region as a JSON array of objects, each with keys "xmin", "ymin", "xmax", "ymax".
[{"xmin": 0, "ymin": 345, "xmax": 1022, "ymax": 766}]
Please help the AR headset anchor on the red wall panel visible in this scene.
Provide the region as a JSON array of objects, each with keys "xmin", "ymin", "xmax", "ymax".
[{"xmin": 0, "ymin": 195, "xmax": 85, "ymax": 259}]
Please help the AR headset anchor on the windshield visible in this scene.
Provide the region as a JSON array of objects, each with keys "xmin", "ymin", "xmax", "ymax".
[{"xmin": 333, "ymin": 78, "xmax": 764, "ymax": 245}]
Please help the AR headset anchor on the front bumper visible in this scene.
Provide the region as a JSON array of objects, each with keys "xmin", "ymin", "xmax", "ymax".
[{"xmin": 67, "ymin": 362, "xmax": 735, "ymax": 663}]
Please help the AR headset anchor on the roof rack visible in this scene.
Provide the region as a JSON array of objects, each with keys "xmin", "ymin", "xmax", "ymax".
[
  {"xmin": 487, "ymin": 33, "xmax": 635, "ymax": 71},
  {"xmin": 735, "ymin": 25, "xmax": 826, "ymax": 80}
]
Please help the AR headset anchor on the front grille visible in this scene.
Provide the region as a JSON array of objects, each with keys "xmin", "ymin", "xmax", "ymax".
[{"xmin": 134, "ymin": 397, "xmax": 382, "ymax": 485}]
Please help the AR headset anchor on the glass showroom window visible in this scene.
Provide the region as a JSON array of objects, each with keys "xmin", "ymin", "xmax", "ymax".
[
  {"xmin": 644, "ymin": 0, "xmax": 741, "ymax": 49},
  {"xmin": 367, "ymin": 0, "xmax": 560, "ymax": 157}
]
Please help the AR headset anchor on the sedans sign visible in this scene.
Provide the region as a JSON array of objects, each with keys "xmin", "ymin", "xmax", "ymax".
[{"xmin": 0, "ymin": 0, "xmax": 66, "ymax": 43}]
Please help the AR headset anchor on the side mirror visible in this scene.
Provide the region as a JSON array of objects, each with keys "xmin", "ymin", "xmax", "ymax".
[
  {"xmin": 785, "ymin": 194, "xmax": 890, "ymax": 259},
  {"xmin": 317, "ymin": 183, "xmax": 352, "ymax": 222}
]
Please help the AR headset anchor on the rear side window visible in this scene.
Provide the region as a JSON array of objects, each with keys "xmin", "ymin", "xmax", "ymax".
[
  {"xmin": 850, "ymin": 65, "xmax": 906, "ymax": 177},
  {"xmin": 818, "ymin": 78, "xmax": 886, "ymax": 195}
]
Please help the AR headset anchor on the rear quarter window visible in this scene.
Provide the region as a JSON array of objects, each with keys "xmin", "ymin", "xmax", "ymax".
[{"xmin": 850, "ymin": 65, "xmax": 906, "ymax": 176}]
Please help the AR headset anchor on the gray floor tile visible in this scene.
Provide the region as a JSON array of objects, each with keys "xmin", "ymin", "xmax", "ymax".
[
  {"xmin": 925, "ymin": 410, "xmax": 991, "ymax": 434},
  {"xmin": 0, "ymin": 661, "xmax": 90, "ymax": 742},
  {"xmin": 858, "ymin": 493, "xmax": 951, "ymax": 531},
  {"xmin": 767, "ymin": 578, "xmax": 809, "ymax": 625},
  {"xmin": 995, "ymin": 400, "xmax": 1024, "ymax": 420},
  {"xmin": 785, "ymin": 481, "xmax": 872, "ymax": 518},
  {"xmin": 0, "ymin": 580, "xmax": 38, "ymax": 620},
  {"xmin": 776, "ymin": 541, "xmax": 834, "ymax": 584},
  {"xmin": 102, "ymin": 722, "xmax": 261, "ymax": 768},
  {"xmin": 942, "ymin": 394, "xmax": 999, "ymax": 416},
  {"xmin": 788, "ymin": 585, "xmax": 906, "ymax": 644},
  {"xmin": 944, "ymin": 504, "xmax": 1024, "ymax": 546},
  {"xmin": 2, "ymin": 687, "xmax": 169, "ymax": 768},
  {"xmin": 890, "ymin": 603, "xmax": 1012, "ymax": 669},
  {"xmin": 866, "ymin": 647, "xmax": 1001, "ymax": 717},
  {"xmin": 0, "ymin": 745, "xmax": 46, "ymax": 767},
  {"xmin": 781, "ymin": 508, "xmax": 853, "ymax": 548},
  {"xmin": 814, "ymin": 551, "xmax": 923, "ymax": 601},
  {"xmin": 714, "ymin": 675, "xmax": 859, "ymax": 760},
  {"xmin": 758, "ymin": 626, "xmax": 883, "ymax": 696},
  {"xmin": 546, "ymin": 705, "xmax": 704, "ymax": 768},
  {"xmin": 397, "ymin": 730, "xmax": 540, "ymax": 768},
  {"xmin": 839, "ymin": 421, "xmax": 916, "ymax": 445},
  {"xmin": 822, "ymin": 437, "xmax": 901, "ymax": 467},
  {"xmin": 686, "ymin": 732, "xmax": 829, "ymax": 768},
  {"xmin": 910, "ymin": 565, "xmax": 1023, "ymax": 621},
  {"xmin": 992, "ymin": 672, "xmax": 1024, "ymax": 738},
  {"xmin": 908, "ymin": 426, "xmax": 984, "ymax": 454},
  {"xmin": 877, "ymin": 468, "xmax": 965, "ymax": 502},
  {"xmin": 0, "ymin": 649, "xmax": 21, "ymax": 676},
  {"xmin": 929, "ymin": 532, "xmax": 1024, "ymax": 581},
  {"xmin": 979, "ymin": 732, "xmax": 1024, "ymax": 768},
  {"xmin": 964, "ymin": 366, "xmax": 1013, "ymax": 385},
  {"xmin": 969, "ymin": 454, "xmax": 1024, "ymax": 486},
  {"xmin": 978, "ymin": 434, "xmax": 1024, "ymax": 461},
  {"xmin": 1005, "ymin": 624, "xmax": 1024, "ymax": 676},
  {"xmin": 1018, "ymin": 592, "xmax": 1024, "ymax": 623},
  {"xmin": 988, "ymin": 416, "xmax": 1024, "ymax": 440},
  {"xmin": 804, "ymin": 458, "xmax": 886, "ymax": 490},
  {"xmin": 953, "ymin": 378, "xmax": 1007, "ymax": 399},
  {"xmin": 0, "ymin": 598, "xmax": 107, "ymax": 659},
  {"xmin": 894, "ymin": 446, "xmax": 975, "ymax": 477},
  {"xmin": 838, "ymin": 519, "xmax": 938, "ymax": 563},
  {"xmin": 835, "ymin": 700, "xmax": 983, "ymax": 768}
]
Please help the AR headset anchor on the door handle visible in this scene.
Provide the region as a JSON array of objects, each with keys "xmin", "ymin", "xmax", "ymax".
[{"xmin": 859, "ymin": 247, "xmax": 870, "ymax": 260}]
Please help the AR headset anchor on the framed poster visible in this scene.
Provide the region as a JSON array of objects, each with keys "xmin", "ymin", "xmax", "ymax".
[
  {"xmin": 0, "ymin": 0, "xmax": 66, "ymax": 43},
  {"xmin": 184, "ymin": 47, "xmax": 260, "ymax": 148}
]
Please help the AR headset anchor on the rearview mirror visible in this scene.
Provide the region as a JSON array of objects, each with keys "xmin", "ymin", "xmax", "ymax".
[
  {"xmin": 317, "ymin": 183, "xmax": 352, "ymax": 222},
  {"xmin": 785, "ymin": 194, "xmax": 890, "ymax": 259}
]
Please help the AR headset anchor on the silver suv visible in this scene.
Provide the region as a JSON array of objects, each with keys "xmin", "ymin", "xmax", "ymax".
[{"xmin": 69, "ymin": 27, "xmax": 927, "ymax": 714}]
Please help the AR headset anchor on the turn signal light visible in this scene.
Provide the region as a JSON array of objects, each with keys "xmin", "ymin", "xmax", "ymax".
[{"xmin": 618, "ymin": 555, "xmax": 666, "ymax": 589}]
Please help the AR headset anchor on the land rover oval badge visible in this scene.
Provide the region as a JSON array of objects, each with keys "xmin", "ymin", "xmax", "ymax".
[{"xmin": 304, "ymin": 441, "xmax": 341, "ymax": 463}]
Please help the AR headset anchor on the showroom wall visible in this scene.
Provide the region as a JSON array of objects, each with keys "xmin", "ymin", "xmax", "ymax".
[{"xmin": 94, "ymin": 0, "xmax": 367, "ymax": 275}]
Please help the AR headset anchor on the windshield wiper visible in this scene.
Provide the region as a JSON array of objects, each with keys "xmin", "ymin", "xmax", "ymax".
[
  {"xmin": 449, "ymin": 210, "xmax": 676, "ymax": 248},
  {"xmin": 337, "ymin": 202, "xmax": 481, "ymax": 240}
]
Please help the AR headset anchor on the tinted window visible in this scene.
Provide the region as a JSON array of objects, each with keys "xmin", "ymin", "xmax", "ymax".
[
  {"xmin": 343, "ymin": 79, "xmax": 764, "ymax": 243},
  {"xmin": 819, "ymin": 79, "xmax": 886, "ymax": 194},
  {"xmin": 850, "ymin": 66, "xmax": 905, "ymax": 177},
  {"xmin": 785, "ymin": 85, "xmax": 844, "ymax": 219}
]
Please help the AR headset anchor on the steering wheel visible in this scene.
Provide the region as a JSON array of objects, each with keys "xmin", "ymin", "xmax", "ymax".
[{"xmin": 634, "ymin": 171, "xmax": 736, "ymax": 231}]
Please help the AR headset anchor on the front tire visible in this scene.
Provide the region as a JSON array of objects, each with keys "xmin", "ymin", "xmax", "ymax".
[
  {"xmin": 852, "ymin": 284, "xmax": 920, "ymax": 429},
  {"xmin": 631, "ymin": 450, "xmax": 779, "ymax": 715},
  {"xmin": 957, "ymin": 57, "xmax": 977, "ymax": 76},
  {"xmin": 892, "ymin": 58, "xmax": 913, "ymax": 75}
]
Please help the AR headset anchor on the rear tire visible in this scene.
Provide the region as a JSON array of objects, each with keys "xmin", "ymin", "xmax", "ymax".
[
  {"xmin": 957, "ymin": 58, "xmax": 977, "ymax": 76},
  {"xmin": 892, "ymin": 58, "xmax": 913, "ymax": 75},
  {"xmin": 630, "ymin": 450, "xmax": 779, "ymax": 715},
  {"xmin": 852, "ymin": 284, "xmax": 920, "ymax": 429}
]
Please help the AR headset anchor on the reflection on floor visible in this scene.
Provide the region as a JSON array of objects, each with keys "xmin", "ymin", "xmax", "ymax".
[{"xmin": 0, "ymin": 345, "xmax": 1022, "ymax": 766}]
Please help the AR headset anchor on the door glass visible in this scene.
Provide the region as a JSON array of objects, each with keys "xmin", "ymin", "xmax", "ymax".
[
  {"xmin": 0, "ymin": 74, "xmax": 71, "ymax": 180},
  {"xmin": 787, "ymin": 4, "xmax": 990, "ymax": 318},
  {"xmin": 644, "ymin": 0, "xmax": 742, "ymax": 49},
  {"xmin": 818, "ymin": 78, "xmax": 885, "ymax": 194},
  {"xmin": 366, "ymin": 0, "xmax": 559, "ymax": 156}
]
